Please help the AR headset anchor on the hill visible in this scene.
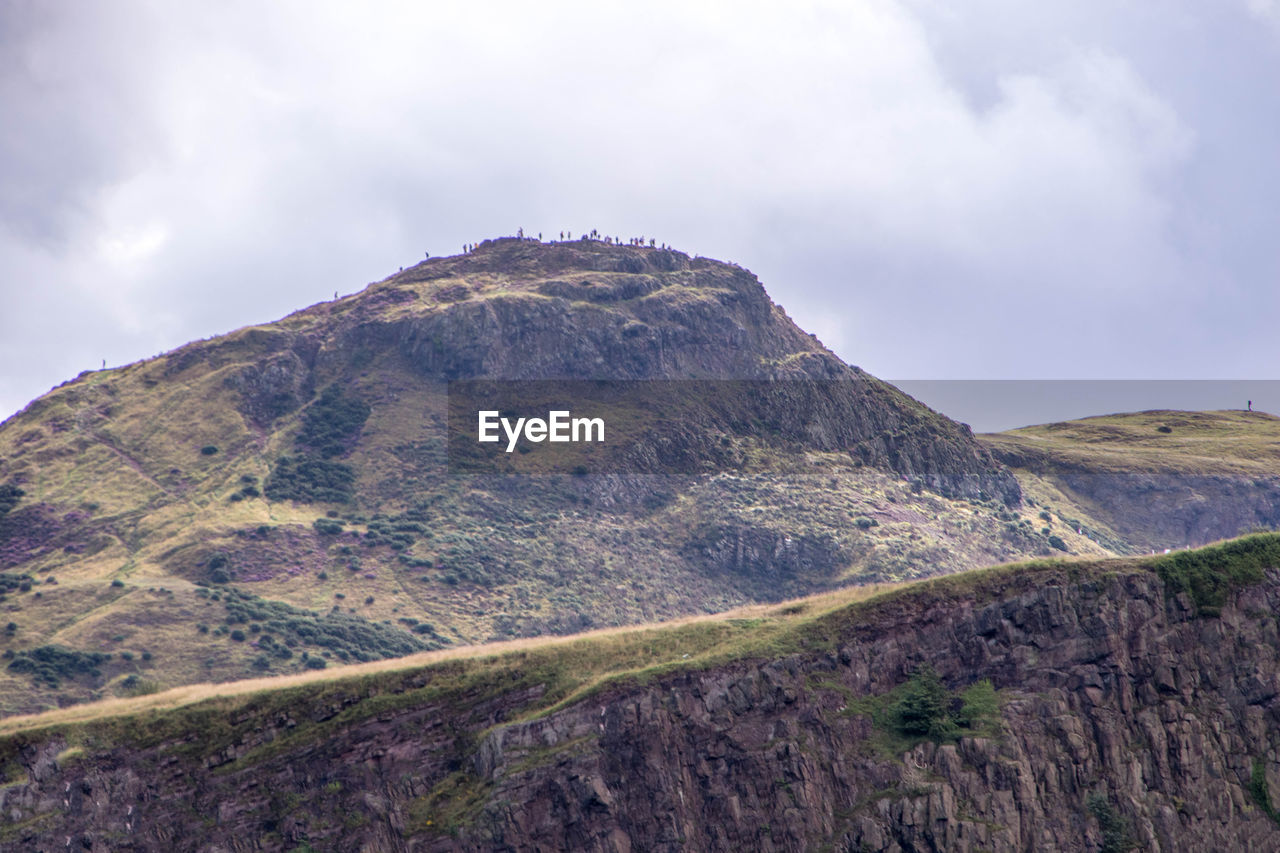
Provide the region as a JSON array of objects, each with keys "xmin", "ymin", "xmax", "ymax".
[
  {"xmin": 2, "ymin": 535, "xmax": 1280, "ymax": 850},
  {"xmin": 1, "ymin": 237, "xmax": 1103, "ymax": 716},
  {"xmin": 981, "ymin": 409, "xmax": 1280, "ymax": 551}
]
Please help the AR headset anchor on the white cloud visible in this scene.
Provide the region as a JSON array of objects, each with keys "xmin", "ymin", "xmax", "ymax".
[{"xmin": 1, "ymin": 0, "xmax": 1278, "ymax": 419}]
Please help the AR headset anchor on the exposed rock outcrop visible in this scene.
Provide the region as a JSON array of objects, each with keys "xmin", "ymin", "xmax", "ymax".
[{"xmin": 348, "ymin": 238, "xmax": 1019, "ymax": 502}]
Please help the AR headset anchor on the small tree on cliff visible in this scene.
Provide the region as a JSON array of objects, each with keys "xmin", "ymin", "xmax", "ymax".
[{"xmin": 892, "ymin": 664, "xmax": 958, "ymax": 740}]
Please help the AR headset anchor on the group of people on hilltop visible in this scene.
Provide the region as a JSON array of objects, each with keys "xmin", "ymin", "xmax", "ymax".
[
  {"xmin": 460, "ymin": 229, "xmax": 674, "ymax": 255},
  {"xmin": 570, "ymin": 228, "xmax": 665, "ymax": 249}
]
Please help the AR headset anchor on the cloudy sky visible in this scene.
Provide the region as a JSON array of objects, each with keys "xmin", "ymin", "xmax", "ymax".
[{"xmin": 3, "ymin": 1, "xmax": 1279, "ymax": 427}]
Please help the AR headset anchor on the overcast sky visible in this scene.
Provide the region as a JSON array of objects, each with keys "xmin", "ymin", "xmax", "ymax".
[{"xmin": 3, "ymin": 1, "xmax": 1279, "ymax": 427}]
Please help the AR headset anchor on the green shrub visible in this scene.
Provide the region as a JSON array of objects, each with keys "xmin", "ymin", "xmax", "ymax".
[
  {"xmin": 874, "ymin": 667, "xmax": 1003, "ymax": 744},
  {"xmin": 265, "ymin": 456, "xmax": 357, "ymax": 504},
  {"xmin": 955, "ymin": 680, "xmax": 999, "ymax": 730},
  {"xmin": 393, "ymin": 522, "xmax": 426, "ymax": 534},
  {"xmin": 1047, "ymin": 535, "xmax": 1068, "ymax": 552},
  {"xmin": 7, "ymin": 645, "xmax": 110, "ymax": 688},
  {"xmin": 0, "ymin": 573, "xmax": 33, "ymax": 594},
  {"xmin": 0, "ymin": 483, "xmax": 23, "ymax": 518},
  {"xmin": 119, "ymin": 675, "xmax": 161, "ymax": 697},
  {"xmin": 854, "ymin": 516, "xmax": 878, "ymax": 530},
  {"xmin": 313, "ymin": 518, "xmax": 344, "ymax": 535},
  {"xmin": 1087, "ymin": 793, "xmax": 1135, "ymax": 852},
  {"xmin": 891, "ymin": 665, "xmax": 956, "ymax": 739},
  {"xmin": 297, "ymin": 386, "xmax": 371, "ymax": 458},
  {"xmin": 200, "ymin": 445, "xmax": 219, "ymax": 456},
  {"xmin": 214, "ymin": 588, "xmax": 434, "ymax": 662},
  {"xmin": 110, "ymin": 579, "xmax": 125, "ymax": 588},
  {"xmin": 1250, "ymin": 758, "xmax": 1280, "ymax": 826}
]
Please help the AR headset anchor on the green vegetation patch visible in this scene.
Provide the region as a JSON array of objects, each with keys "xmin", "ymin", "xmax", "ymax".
[
  {"xmin": 7, "ymin": 645, "xmax": 110, "ymax": 688},
  {"xmin": 1152, "ymin": 533, "xmax": 1280, "ymax": 616},
  {"xmin": 297, "ymin": 385, "xmax": 370, "ymax": 459},
  {"xmin": 407, "ymin": 770, "xmax": 493, "ymax": 837},
  {"xmin": 217, "ymin": 588, "xmax": 441, "ymax": 663},
  {"xmin": 1249, "ymin": 757, "xmax": 1280, "ymax": 826},
  {"xmin": 1086, "ymin": 793, "xmax": 1136, "ymax": 852},
  {"xmin": 0, "ymin": 484, "xmax": 22, "ymax": 518},
  {"xmin": 312, "ymin": 517, "xmax": 344, "ymax": 535},
  {"xmin": 264, "ymin": 456, "xmax": 357, "ymax": 504},
  {"xmin": 0, "ymin": 573, "xmax": 33, "ymax": 594},
  {"xmin": 838, "ymin": 665, "xmax": 1003, "ymax": 749},
  {"xmin": 264, "ymin": 385, "xmax": 369, "ymax": 504}
]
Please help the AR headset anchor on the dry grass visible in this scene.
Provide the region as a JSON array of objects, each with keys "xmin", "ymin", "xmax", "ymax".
[
  {"xmin": 4, "ymin": 532, "xmax": 1274, "ymax": 746},
  {"xmin": 0, "ymin": 578, "xmax": 905, "ymax": 737},
  {"xmin": 982, "ymin": 409, "xmax": 1280, "ymax": 476}
]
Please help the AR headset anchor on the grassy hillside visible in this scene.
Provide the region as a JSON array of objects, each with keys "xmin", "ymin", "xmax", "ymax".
[
  {"xmin": 12, "ymin": 246, "xmax": 1277, "ymax": 721},
  {"xmin": 0, "ymin": 455, "xmax": 1110, "ymax": 716},
  {"xmin": 2, "ymin": 532, "xmax": 1273, "ymax": 744},
  {"xmin": 0, "ymin": 240, "xmax": 1107, "ymax": 717},
  {"xmin": 982, "ymin": 410, "xmax": 1280, "ymax": 551},
  {"xmin": 982, "ymin": 409, "xmax": 1280, "ymax": 477}
]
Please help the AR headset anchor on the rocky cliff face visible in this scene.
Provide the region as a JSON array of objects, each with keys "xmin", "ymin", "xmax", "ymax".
[
  {"xmin": 1015, "ymin": 462, "xmax": 1280, "ymax": 550},
  {"xmin": 5, "ymin": 545, "xmax": 1280, "ymax": 852}
]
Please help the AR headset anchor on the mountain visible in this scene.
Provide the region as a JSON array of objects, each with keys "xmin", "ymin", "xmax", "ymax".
[
  {"xmin": 4, "ymin": 237, "xmax": 1280, "ymax": 851},
  {"xmin": 2, "ymin": 534, "xmax": 1279, "ymax": 851},
  {"xmin": 3, "ymin": 236, "xmax": 1274, "ymax": 724},
  {"xmin": 0, "ymin": 237, "xmax": 1090, "ymax": 716}
]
